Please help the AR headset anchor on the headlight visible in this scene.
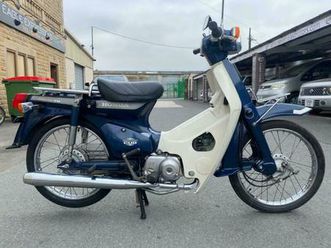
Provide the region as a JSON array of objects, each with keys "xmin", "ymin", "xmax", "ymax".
[{"xmin": 271, "ymin": 83, "xmax": 286, "ymax": 90}]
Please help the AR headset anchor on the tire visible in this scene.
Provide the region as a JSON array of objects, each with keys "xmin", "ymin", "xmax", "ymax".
[
  {"xmin": 229, "ymin": 120, "xmax": 325, "ymax": 213},
  {"xmin": 27, "ymin": 118, "xmax": 111, "ymax": 208},
  {"xmin": 0, "ymin": 106, "xmax": 5, "ymax": 126},
  {"xmin": 311, "ymin": 109, "xmax": 322, "ymax": 115},
  {"xmin": 286, "ymin": 92, "xmax": 299, "ymax": 104}
]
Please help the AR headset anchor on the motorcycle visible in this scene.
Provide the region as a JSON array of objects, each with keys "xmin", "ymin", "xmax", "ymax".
[{"xmin": 10, "ymin": 17, "xmax": 324, "ymax": 219}]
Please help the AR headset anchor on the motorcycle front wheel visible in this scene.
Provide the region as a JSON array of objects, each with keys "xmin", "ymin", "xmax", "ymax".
[
  {"xmin": 26, "ymin": 118, "xmax": 111, "ymax": 208},
  {"xmin": 229, "ymin": 119, "xmax": 325, "ymax": 212}
]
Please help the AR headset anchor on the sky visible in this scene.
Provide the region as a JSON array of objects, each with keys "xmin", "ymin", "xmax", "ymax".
[{"xmin": 63, "ymin": 0, "xmax": 331, "ymax": 71}]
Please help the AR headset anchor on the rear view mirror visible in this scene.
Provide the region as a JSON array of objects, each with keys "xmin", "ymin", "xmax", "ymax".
[{"xmin": 203, "ymin": 16, "xmax": 212, "ymax": 30}]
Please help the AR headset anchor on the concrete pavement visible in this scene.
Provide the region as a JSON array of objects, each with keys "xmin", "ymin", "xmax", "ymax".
[{"xmin": 0, "ymin": 100, "xmax": 330, "ymax": 248}]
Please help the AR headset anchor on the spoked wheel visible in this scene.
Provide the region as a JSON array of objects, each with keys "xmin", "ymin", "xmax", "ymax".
[
  {"xmin": 0, "ymin": 106, "xmax": 5, "ymax": 126},
  {"xmin": 229, "ymin": 120, "xmax": 325, "ymax": 212},
  {"xmin": 27, "ymin": 119, "xmax": 111, "ymax": 208}
]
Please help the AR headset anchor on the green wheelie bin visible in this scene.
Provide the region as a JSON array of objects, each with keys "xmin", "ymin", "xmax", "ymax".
[{"xmin": 2, "ymin": 76, "xmax": 56, "ymax": 121}]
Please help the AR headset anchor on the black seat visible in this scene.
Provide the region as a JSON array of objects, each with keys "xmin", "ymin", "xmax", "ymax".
[{"xmin": 97, "ymin": 78, "xmax": 164, "ymax": 102}]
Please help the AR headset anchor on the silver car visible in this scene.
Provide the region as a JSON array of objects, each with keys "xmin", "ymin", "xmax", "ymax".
[
  {"xmin": 257, "ymin": 59, "xmax": 331, "ymax": 103},
  {"xmin": 298, "ymin": 78, "xmax": 331, "ymax": 113}
]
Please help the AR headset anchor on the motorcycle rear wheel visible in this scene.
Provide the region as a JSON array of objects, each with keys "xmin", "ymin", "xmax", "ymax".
[
  {"xmin": 26, "ymin": 118, "xmax": 111, "ymax": 208},
  {"xmin": 229, "ymin": 120, "xmax": 324, "ymax": 212}
]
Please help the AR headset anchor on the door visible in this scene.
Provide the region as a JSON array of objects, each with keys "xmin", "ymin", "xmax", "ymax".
[
  {"xmin": 50, "ymin": 63, "xmax": 58, "ymax": 86},
  {"xmin": 74, "ymin": 63, "xmax": 84, "ymax": 90}
]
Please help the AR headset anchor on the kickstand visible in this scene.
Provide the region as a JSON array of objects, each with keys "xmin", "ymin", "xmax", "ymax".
[{"xmin": 135, "ymin": 189, "xmax": 149, "ymax": 219}]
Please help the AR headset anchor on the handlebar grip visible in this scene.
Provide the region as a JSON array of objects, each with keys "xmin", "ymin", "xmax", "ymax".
[
  {"xmin": 209, "ymin": 21, "xmax": 222, "ymax": 39},
  {"xmin": 193, "ymin": 48, "xmax": 201, "ymax": 55}
]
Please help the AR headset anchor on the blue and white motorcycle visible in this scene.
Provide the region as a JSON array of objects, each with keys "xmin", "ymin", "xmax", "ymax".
[{"xmin": 11, "ymin": 17, "xmax": 324, "ymax": 219}]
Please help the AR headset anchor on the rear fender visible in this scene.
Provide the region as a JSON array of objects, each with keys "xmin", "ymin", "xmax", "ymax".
[{"xmin": 11, "ymin": 106, "xmax": 71, "ymax": 147}]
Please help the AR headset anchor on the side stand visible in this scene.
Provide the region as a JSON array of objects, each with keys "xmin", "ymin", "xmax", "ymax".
[{"xmin": 135, "ymin": 189, "xmax": 149, "ymax": 219}]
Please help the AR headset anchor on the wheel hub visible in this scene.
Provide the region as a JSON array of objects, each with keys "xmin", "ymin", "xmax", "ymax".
[
  {"xmin": 273, "ymin": 154, "xmax": 291, "ymax": 179},
  {"xmin": 58, "ymin": 146, "xmax": 88, "ymax": 164}
]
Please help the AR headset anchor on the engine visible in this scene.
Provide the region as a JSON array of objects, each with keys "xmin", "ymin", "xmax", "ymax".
[{"xmin": 143, "ymin": 154, "xmax": 182, "ymax": 183}]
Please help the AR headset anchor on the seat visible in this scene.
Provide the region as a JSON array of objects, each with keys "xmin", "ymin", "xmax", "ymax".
[{"xmin": 97, "ymin": 78, "xmax": 164, "ymax": 102}]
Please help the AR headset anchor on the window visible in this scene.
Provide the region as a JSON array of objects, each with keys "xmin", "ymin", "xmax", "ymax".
[
  {"xmin": 6, "ymin": 51, "xmax": 16, "ymax": 78},
  {"xmin": 50, "ymin": 63, "xmax": 58, "ymax": 85},
  {"xmin": 17, "ymin": 54, "xmax": 25, "ymax": 76},
  {"xmin": 27, "ymin": 57, "xmax": 35, "ymax": 76},
  {"xmin": 5, "ymin": 50, "xmax": 36, "ymax": 77}
]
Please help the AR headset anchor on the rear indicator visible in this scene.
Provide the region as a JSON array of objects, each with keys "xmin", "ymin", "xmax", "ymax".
[{"xmin": 13, "ymin": 93, "xmax": 28, "ymax": 113}]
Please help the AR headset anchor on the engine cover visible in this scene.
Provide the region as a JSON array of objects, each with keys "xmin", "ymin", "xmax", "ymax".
[{"xmin": 143, "ymin": 155, "xmax": 182, "ymax": 183}]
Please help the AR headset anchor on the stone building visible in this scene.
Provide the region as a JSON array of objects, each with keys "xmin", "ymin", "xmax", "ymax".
[{"xmin": 0, "ymin": 0, "xmax": 66, "ymax": 113}]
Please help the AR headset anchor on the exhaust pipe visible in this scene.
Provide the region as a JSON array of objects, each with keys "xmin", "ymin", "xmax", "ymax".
[{"xmin": 23, "ymin": 172, "xmax": 197, "ymax": 191}]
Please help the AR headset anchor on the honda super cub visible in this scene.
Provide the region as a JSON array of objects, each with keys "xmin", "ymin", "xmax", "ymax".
[{"xmin": 11, "ymin": 17, "xmax": 324, "ymax": 219}]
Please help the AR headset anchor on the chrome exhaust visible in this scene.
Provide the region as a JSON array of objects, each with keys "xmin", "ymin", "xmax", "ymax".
[{"xmin": 23, "ymin": 172, "xmax": 197, "ymax": 191}]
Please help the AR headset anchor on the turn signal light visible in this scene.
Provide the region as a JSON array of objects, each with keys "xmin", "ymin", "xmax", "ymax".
[
  {"xmin": 13, "ymin": 93, "xmax": 28, "ymax": 113},
  {"xmin": 232, "ymin": 26, "xmax": 240, "ymax": 39}
]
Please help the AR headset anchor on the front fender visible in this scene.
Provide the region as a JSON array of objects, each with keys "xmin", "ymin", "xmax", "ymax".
[
  {"xmin": 256, "ymin": 103, "xmax": 311, "ymax": 121},
  {"xmin": 214, "ymin": 103, "xmax": 311, "ymax": 177}
]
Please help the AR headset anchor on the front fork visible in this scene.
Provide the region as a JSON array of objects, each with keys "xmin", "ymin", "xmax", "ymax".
[
  {"xmin": 242, "ymin": 102, "xmax": 277, "ymax": 176},
  {"xmin": 66, "ymin": 97, "xmax": 81, "ymax": 163}
]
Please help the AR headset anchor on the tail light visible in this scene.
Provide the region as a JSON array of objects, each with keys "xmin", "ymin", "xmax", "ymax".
[{"xmin": 13, "ymin": 93, "xmax": 28, "ymax": 113}]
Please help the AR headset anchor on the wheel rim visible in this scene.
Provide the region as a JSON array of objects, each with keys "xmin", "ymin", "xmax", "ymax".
[
  {"xmin": 238, "ymin": 128, "xmax": 318, "ymax": 206},
  {"xmin": 34, "ymin": 124, "xmax": 109, "ymax": 200}
]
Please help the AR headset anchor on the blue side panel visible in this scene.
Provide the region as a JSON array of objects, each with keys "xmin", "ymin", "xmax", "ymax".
[{"xmin": 83, "ymin": 114, "xmax": 160, "ymax": 159}]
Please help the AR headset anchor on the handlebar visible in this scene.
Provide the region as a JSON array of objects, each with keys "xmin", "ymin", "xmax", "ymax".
[
  {"xmin": 193, "ymin": 48, "xmax": 201, "ymax": 55},
  {"xmin": 208, "ymin": 21, "xmax": 222, "ymax": 39}
]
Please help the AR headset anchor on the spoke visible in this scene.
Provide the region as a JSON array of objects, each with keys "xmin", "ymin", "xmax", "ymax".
[
  {"xmin": 41, "ymin": 159, "xmax": 58, "ymax": 169},
  {"xmin": 72, "ymin": 187, "xmax": 78, "ymax": 196},
  {"xmin": 288, "ymin": 159, "xmax": 311, "ymax": 169},
  {"xmin": 271, "ymin": 132, "xmax": 281, "ymax": 153},
  {"xmin": 276, "ymin": 131, "xmax": 284, "ymax": 154},
  {"xmin": 280, "ymin": 179, "xmax": 287, "ymax": 202},
  {"xmin": 52, "ymin": 133, "xmax": 63, "ymax": 151},
  {"xmin": 289, "ymin": 176, "xmax": 298, "ymax": 195},
  {"xmin": 44, "ymin": 141, "xmax": 62, "ymax": 150},
  {"xmin": 86, "ymin": 137, "xmax": 99, "ymax": 145},
  {"xmin": 271, "ymin": 133, "xmax": 291, "ymax": 154},
  {"xmin": 255, "ymin": 183, "xmax": 273, "ymax": 198},
  {"xmin": 273, "ymin": 183, "xmax": 281, "ymax": 202},
  {"xmin": 244, "ymin": 146, "xmax": 252, "ymax": 157},
  {"xmin": 289, "ymin": 138, "xmax": 302, "ymax": 160},
  {"xmin": 293, "ymin": 174, "xmax": 304, "ymax": 192},
  {"xmin": 40, "ymin": 155, "xmax": 59, "ymax": 165}
]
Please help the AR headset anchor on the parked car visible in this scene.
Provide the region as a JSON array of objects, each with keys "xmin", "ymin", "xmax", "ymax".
[
  {"xmin": 298, "ymin": 78, "xmax": 331, "ymax": 113},
  {"xmin": 257, "ymin": 59, "xmax": 331, "ymax": 103},
  {"xmin": 88, "ymin": 75, "xmax": 129, "ymax": 92},
  {"xmin": 93, "ymin": 75, "xmax": 129, "ymax": 82}
]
